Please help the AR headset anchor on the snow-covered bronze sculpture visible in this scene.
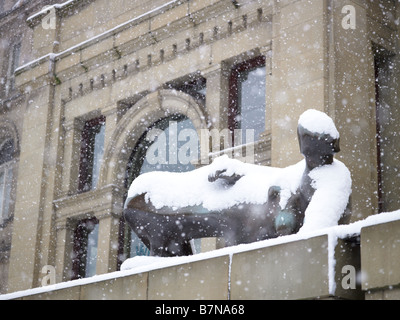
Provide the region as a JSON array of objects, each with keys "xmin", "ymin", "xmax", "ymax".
[{"xmin": 124, "ymin": 109, "xmax": 351, "ymax": 256}]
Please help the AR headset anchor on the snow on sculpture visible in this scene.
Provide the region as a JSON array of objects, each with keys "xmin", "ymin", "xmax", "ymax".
[{"xmin": 123, "ymin": 109, "xmax": 352, "ymax": 256}]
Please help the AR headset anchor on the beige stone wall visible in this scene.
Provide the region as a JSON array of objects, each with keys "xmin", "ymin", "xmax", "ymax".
[
  {"xmin": 332, "ymin": 0, "xmax": 400, "ymax": 218},
  {"xmin": 270, "ymin": 0, "xmax": 329, "ymax": 167},
  {"xmin": 331, "ymin": 0, "xmax": 379, "ymax": 220},
  {"xmin": 0, "ymin": 0, "xmax": 64, "ymax": 294},
  {"xmin": 2, "ymin": 0, "xmax": 400, "ymax": 295}
]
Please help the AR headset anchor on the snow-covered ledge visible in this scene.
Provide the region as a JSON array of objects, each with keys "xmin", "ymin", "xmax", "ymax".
[
  {"xmin": 1, "ymin": 211, "xmax": 399, "ymax": 300},
  {"xmin": 15, "ymin": 0, "xmax": 182, "ymax": 75}
]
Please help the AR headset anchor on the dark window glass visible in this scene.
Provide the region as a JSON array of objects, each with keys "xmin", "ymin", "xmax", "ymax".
[
  {"xmin": 0, "ymin": 139, "xmax": 14, "ymax": 166},
  {"xmin": 0, "ymin": 138, "xmax": 14, "ymax": 223},
  {"xmin": 71, "ymin": 217, "xmax": 99, "ymax": 279},
  {"xmin": 374, "ymin": 45, "xmax": 395, "ymax": 213},
  {"xmin": 229, "ymin": 56, "xmax": 266, "ymax": 142},
  {"xmin": 78, "ymin": 116, "xmax": 106, "ymax": 192}
]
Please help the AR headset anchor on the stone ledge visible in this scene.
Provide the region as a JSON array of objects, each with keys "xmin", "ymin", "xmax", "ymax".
[
  {"xmin": 231, "ymin": 235, "xmax": 363, "ymax": 300},
  {"xmin": 1, "ymin": 230, "xmax": 367, "ymax": 300},
  {"xmin": 3, "ymin": 215, "xmax": 400, "ymax": 300},
  {"xmin": 361, "ymin": 219, "xmax": 400, "ymax": 294},
  {"xmin": 147, "ymin": 256, "xmax": 230, "ymax": 300}
]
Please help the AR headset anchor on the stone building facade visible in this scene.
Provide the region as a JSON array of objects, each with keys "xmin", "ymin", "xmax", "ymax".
[
  {"xmin": 0, "ymin": 0, "xmax": 399, "ymax": 295},
  {"xmin": 0, "ymin": 0, "xmax": 68, "ymax": 294}
]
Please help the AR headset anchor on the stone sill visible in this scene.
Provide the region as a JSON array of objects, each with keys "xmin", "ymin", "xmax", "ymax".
[{"xmin": 2, "ymin": 214, "xmax": 399, "ymax": 300}]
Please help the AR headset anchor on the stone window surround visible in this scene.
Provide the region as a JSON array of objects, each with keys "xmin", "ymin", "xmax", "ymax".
[
  {"xmin": 77, "ymin": 115, "xmax": 106, "ymax": 193},
  {"xmin": 70, "ymin": 216, "xmax": 100, "ymax": 280},
  {"xmin": 0, "ymin": 160, "xmax": 13, "ymax": 225},
  {"xmin": 0, "ymin": 120, "xmax": 19, "ymax": 227},
  {"xmin": 228, "ymin": 55, "xmax": 267, "ymax": 136}
]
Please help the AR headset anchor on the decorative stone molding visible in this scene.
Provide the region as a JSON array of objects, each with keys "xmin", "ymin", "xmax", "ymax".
[
  {"xmin": 16, "ymin": 0, "xmax": 273, "ymax": 105},
  {"xmin": 53, "ymin": 184, "xmax": 125, "ymax": 223},
  {"xmin": 101, "ymin": 89, "xmax": 208, "ymax": 188}
]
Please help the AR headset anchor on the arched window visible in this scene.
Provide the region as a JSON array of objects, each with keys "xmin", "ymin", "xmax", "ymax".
[
  {"xmin": 125, "ymin": 114, "xmax": 199, "ymax": 186},
  {"xmin": 118, "ymin": 114, "xmax": 199, "ymax": 265},
  {"xmin": 0, "ymin": 138, "xmax": 15, "ymax": 225}
]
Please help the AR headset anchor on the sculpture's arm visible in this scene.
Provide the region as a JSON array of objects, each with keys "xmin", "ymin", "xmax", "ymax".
[{"xmin": 208, "ymin": 169, "xmax": 244, "ymax": 186}]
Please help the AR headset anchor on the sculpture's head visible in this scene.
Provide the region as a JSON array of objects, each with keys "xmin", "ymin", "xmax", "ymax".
[{"xmin": 297, "ymin": 110, "xmax": 340, "ymax": 170}]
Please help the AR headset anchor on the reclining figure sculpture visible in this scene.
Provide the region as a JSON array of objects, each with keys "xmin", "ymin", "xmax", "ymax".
[{"xmin": 123, "ymin": 109, "xmax": 352, "ymax": 256}]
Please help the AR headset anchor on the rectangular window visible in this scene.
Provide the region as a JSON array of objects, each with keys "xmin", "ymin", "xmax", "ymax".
[
  {"xmin": 10, "ymin": 42, "xmax": 21, "ymax": 90},
  {"xmin": 0, "ymin": 138, "xmax": 15, "ymax": 224},
  {"xmin": 373, "ymin": 45, "xmax": 395, "ymax": 212},
  {"xmin": 229, "ymin": 56, "xmax": 266, "ymax": 143},
  {"xmin": 78, "ymin": 116, "xmax": 106, "ymax": 192},
  {"xmin": 11, "ymin": 43, "xmax": 21, "ymax": 73},
  {"xmin": 0, "ymin": 171, "xmax": 4, "ymax": 221},
  {"xmin": 0, "ymin": 166, "xmax": 13, "ymax": 223},
  {"xmin": 5, "ymin": 42, "xmax": 21, "ymax": 95},
  {"xmin": 71, "ymin": 217, "xmax": 99, "ymax": 279}
]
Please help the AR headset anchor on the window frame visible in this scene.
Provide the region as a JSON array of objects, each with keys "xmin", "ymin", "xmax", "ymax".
[
  {"xmin": 78, "ymin": 116, "xmax": 106, "ymax": 193},
  {"xmin": 0, "ymin": 162, "xmax": 13, "ymax": 224},
  {"xmin": 373, "ymin": 45, "xmax": 395, "ymax": 213},
  {"xmin": 6, "ymin": 41, "xmax": 21, "ymax": 94},
  {"xmin": 71, "ymin": 217, "xmax": 99, "ymax": 280},
  {"xmin": 0, "ymin": 138, "xmax": 15, "ymax": 225},
  {"xmin": 228, "ymin": 55, "xmax": 266, "ymax": 141}
]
